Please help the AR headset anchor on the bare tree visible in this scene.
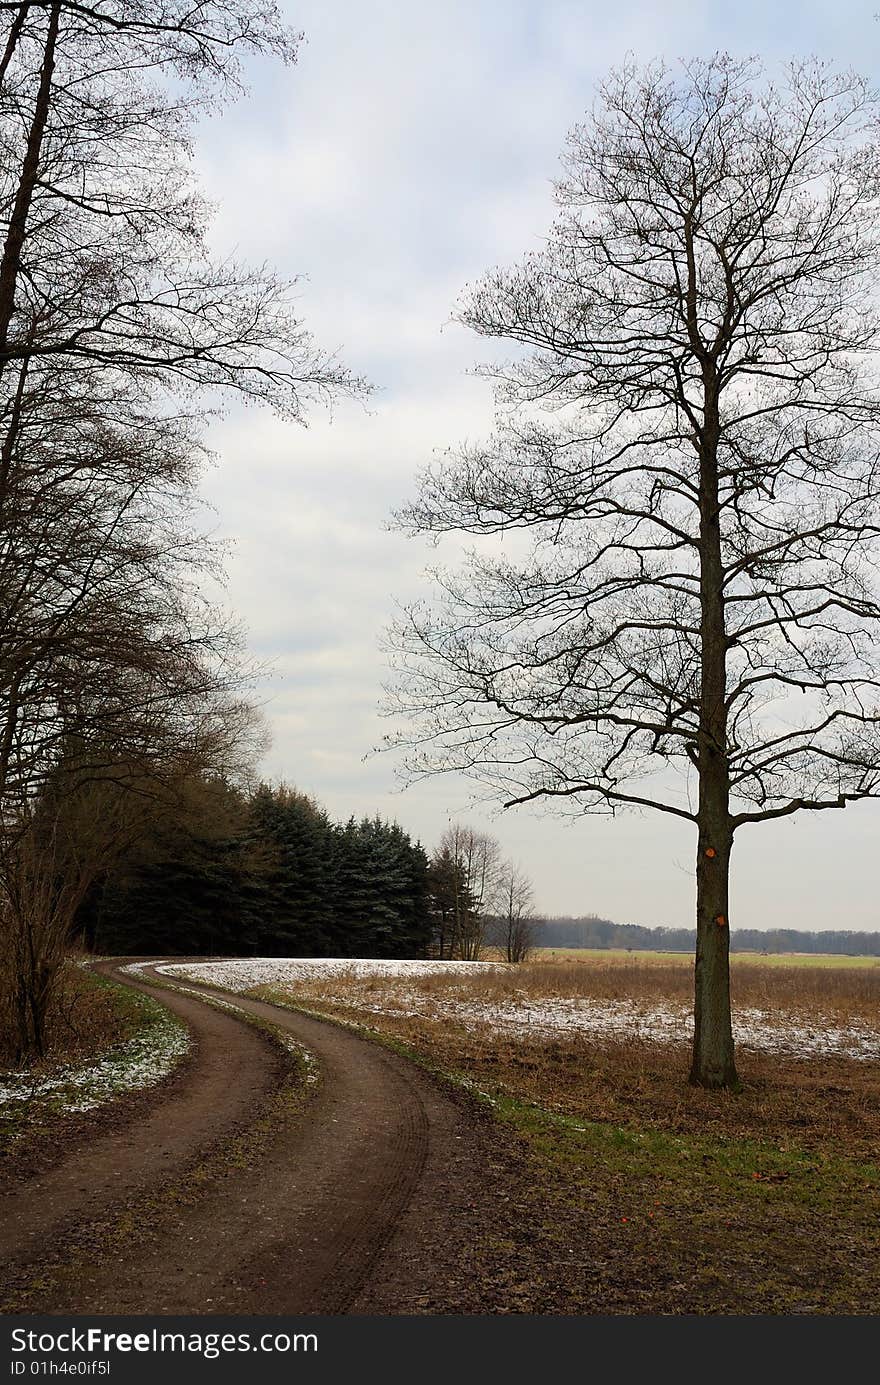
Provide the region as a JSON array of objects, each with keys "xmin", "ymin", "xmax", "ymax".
[
  {"xmin": 434, "ymin": 823, "xmax": 501, "ymax": 960},
  {"xmin": 492, "ymin": 861, "xmax": 535, "ymax": 963},
  {"xmin": 0, "ymin": 702, "xmax": 262, "ymax": 1063},
  {"xmin": 0, "ymin": 2, "xmax": 364, "ymax": 1061},
  {"xmin": 388, "ymin": 57, "xmax": 880, "ymax": 1087},
  {"xmin": 0, "ymin": 2, "xmax": 363, "ymax": 798},
  {"xmin": 0, "ymin": 383, "xmax": 266, "ymax": 1062},
  {"xmin": 0, "ymin": 4, "xmax": 346, "ymax": 408},
  {"xmin": 1, "ymin": 368, "xmax": 226, "ymax": 792},
  {"xmin": 1, "ymin": 747, "xmax": 155, "ymax": 1062},
  {"xmin": 0, "ymin": 1, "xmax": 363, "ymax": 807}
]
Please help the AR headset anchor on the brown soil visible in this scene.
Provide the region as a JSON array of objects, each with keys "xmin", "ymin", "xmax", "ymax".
[
  {"xmin": 0, "ymin": 963, "xmax": 523, "ymax": 1315},
  {"xmin": 0, "ymin": 966, "xmax": 283, "ymax": 1240},
  {"xmin": 270, "ymin": 972, "xmax": 880, "ymax": 1156},
  {"xmin": 5, "ymin": 963, "xmax": 875, "ymax": 1316}
]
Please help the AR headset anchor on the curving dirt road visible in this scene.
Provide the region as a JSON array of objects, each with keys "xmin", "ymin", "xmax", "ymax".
[{"xmin": 0, "ymin": 961, "xmax": 515, "ymax": 1315}]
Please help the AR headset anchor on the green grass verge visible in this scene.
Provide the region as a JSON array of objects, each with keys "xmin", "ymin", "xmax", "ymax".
[{"xmin": 251, "ymin": 982, "xmax": 880, "ymax": 1312}]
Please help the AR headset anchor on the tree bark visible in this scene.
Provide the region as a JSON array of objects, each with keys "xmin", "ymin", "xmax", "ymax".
[
  {"xmin": 0, "ymin": 4, "xmax": 30, "ymax": 90},
  {"xmin": 0, "ymin": 3, "xmax": 59, "ymax": 370},
  {"xmin": 690, "ymin": 814, "xmax": 736, "ymax": 1086},
  {"xmin": 691, "ymin": 356, "xmax": 738, "ymax": 1088}
]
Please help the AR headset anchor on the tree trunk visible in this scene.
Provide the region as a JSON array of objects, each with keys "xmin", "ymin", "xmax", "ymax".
[
  {"xmin": 690, "ymin": 818, "xmax": 737, "ymax": 1086},
  {"xmin": 691, "ymin": 349, "xmax": 738, "ymax": 1088},
  {"xmin": 0, "ymin": 4, "xmax": 29, "ymax": 90},
  {"xmin": 0, "ymin": 3, "xmax": 60, "ymax": 369}
]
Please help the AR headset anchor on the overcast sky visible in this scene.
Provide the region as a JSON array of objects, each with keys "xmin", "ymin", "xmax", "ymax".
[{"xmin": 191, "ymin": 1, "xmax": 880, "ymax": 933}]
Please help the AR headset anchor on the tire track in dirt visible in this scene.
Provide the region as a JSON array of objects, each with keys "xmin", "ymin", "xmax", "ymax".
[
  {"xmin": 0, "ymin": 964, "xmax": 281, "ymax": 1268},
  {"xmin": 2, "ymin": 962, "xmax": 503, "ymax": 1315}
]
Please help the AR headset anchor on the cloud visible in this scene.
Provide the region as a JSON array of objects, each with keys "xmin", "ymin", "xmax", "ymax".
[{"xmin": 188, "ymin": 0, "xmax": 880, "ymax": 928}]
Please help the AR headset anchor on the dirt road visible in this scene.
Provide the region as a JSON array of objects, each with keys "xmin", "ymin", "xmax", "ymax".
[{"xmin": 0, "ymin": 962, "xmax": 514, "ymax": 1315}]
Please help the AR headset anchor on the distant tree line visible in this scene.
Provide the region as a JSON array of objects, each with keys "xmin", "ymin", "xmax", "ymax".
[
  {"xmin": 536, "ymin": 917, "xmax": 880, "ymax": 958},
  {"xmin": 79, "ymin": 781, "xmax": 431, "ymax": 960}
]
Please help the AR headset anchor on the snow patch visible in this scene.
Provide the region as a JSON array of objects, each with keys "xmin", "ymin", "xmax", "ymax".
[
  {"xmin": 0, "ymin": 1012, "xmax": 190, "ymax": 1114},
  {"xmin": 161, "ymin": 958, "xmax": 880, "ymax": 1064},
  {"xmin": 157, "ymin": 957, "xmax": 502, "ymax": 986}
]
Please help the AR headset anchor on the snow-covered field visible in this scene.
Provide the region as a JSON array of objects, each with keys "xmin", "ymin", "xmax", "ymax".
[
  {"xmin": 159, "ymin": 958, "xmax": 880, "ymax": 1063},
  {"xmin": 154, "ymin": 957, "xmax": 502, "ymax": 985}
]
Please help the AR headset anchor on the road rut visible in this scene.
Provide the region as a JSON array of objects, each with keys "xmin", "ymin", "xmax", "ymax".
[{"xmin": 1, "ymin": 961, "xmax": 500, "ymax": 1314}]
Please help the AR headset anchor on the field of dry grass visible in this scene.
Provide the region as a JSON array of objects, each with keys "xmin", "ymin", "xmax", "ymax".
[
  {"xmin": 534, "ymin": 945, "xmax": 880, "ymax": 970},
  {"xmin": 241, "ymin": 953, "xmax": 879, "ymax": 1312},
  {"xmin": 252, "ymin": 957, "xmax": 880, "ymax": 1156},
  {"xmin": 399, "ymin": 953, "xmax": 880, "ymax": 1020},
  {"xmin": 249, "ymin": 952, "xmax": 880, "ymax": 1041}
]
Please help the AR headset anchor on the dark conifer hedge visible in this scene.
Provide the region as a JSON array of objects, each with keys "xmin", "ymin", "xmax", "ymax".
[{"xmin": 83, "ymin": 781, "xmax": 431, "ymax": 958}]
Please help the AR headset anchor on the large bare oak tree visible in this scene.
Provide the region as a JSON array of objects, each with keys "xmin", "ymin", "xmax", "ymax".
[{"xmin": 388, "ymin": 57, "xmax": 880, "ymax": 1087}]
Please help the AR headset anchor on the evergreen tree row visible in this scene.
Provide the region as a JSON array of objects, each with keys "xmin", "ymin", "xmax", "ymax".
[{"xmin": 81, "ymin": 781, "xmax": 431, "ymax": 959}]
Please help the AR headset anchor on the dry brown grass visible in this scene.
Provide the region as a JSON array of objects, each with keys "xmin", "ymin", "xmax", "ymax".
[
  {"xmin": 255, "ymin": 955, "xmax": 880, "ymax": 1161},
  {"xmin": 284, "ymin": 954, "xmax": 880, "ymax": 1022},
  {"xmin": 521, "ymin": 956, "xmax": 880, "ymax": 1020},
  {"xmin": 0, "ymin": 958, "xmax": 134, "ymax": 1069},
  {"xmin": 288, "ymin": 994, "xmax": 880, "ymax": 1158},
  {"xmin": 249, "ymin": 955, "xmax": 880, "ymax": 1315}
]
